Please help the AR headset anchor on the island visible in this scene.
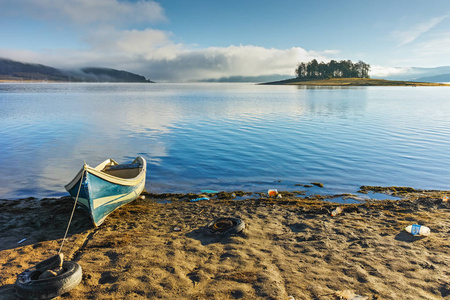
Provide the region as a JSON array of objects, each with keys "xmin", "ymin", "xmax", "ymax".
[{"xmin": 262, "ymin": 59, "xmax": 450, "ymax": 86}]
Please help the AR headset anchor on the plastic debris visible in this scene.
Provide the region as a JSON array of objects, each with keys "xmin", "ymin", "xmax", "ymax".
[
  {"xmin": 191, "ymin": 197, "xmax": 209, "ymax": 202},
  {"xmin": 17, "ymin": 238, "xmax": 27, "ymax": 244},
  {"xmin": 268, "ymin": 189, "xmax": 278, "ymax": 197},
  {"xmin": 173, "ymin": 227, "xmax": 181, "ymax": 231},
  {"xmin": 331, "ymin": 206, "xmax": 343, "ymax": 217},
  {"xmin": 405, "ymin": 224, "xmax": 430, "ymax": 236},
  {"xmin": 201, "ymin": 190, "xmax": 219, "ymax": 194},
  {"xmin": 287, "ymin": 296, "xmax": 295, "ymax": 300},
  {"xmin": 335, "ymin": 290, "xmax": 368, "ymax": 300},
  {"xmin": 277, "ymin": 194, "xmax": 282, "ymax": 198},
  {"xmin": 140, "ymin": 195, "xmax": 146, "ymax": 200},
  {"xmin": 443, "ymin": 196, "xmax": 449, "ymax": 203}
]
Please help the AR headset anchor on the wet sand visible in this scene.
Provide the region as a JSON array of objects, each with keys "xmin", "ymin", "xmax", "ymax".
[{"xmin": 0, "ymin": 189, "xmax": 449, "ymax": 299}]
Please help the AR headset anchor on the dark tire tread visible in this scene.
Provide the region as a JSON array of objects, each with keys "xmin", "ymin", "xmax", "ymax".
[
  {"xmin": 15, "ymin": 261, "xmax": 82, "ymax": 299},
  {"xmin": 206, "ymin": 217, "xmax": 245, "ymax": 235}
]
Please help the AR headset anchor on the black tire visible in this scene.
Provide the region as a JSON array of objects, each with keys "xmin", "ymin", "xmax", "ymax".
[
  {"xmin": 206, "ymin": 217, "xmax": 245, "ymax": 235},
  {"xmin": 15, "ymin": 261, "xmax": 82, "ymax": 299}
]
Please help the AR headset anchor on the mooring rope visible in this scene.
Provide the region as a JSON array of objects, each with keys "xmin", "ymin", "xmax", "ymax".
[{"xmin": 58, "ymin": 166, "xmax": 86, "ymax": 254}]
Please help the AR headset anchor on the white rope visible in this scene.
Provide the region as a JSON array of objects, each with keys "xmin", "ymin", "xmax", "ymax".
[{"xmin": 58, "ymin": 167, "xmax": 86, "ymax": 254}]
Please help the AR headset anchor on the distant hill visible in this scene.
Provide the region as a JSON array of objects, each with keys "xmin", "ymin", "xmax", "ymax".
[
  {"xmin": 375, "ymin": 66, "xmax": 450, "ymax": 82},
  {"xmin": 0, "ymin": 58, "xmax": 70, "ymax": 81},
  {"xmin": 0, "ymin": 58, "xmax": 153, "ymax": 83},
  {"xmin": 78, "ymin": 67, "xmax": 151, "ymax": 83},
  {"xmin": 415, "ymin": 74, "xmax": 450, "ymax": 83}
]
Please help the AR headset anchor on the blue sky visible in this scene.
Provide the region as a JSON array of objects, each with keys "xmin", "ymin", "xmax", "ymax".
[{"xmin": 1, "ymin": 0, "xmax": 450, "ymax": 81}]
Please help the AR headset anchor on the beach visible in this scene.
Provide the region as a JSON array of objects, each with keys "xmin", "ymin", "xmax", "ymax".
[{"xmin": 0, "ymin": 189, "xmax": 449, "ymax": 300}]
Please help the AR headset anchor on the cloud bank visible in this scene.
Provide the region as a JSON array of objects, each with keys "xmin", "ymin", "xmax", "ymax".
[
  {"xmin": 0, "ymin": 0, "xmax": 166, "ymax": 25},
  {"xmin": 1, "ymin": 0, "xmax": 437, "ymax": 82},
  {"xmin": 0, "ymin": 0, "xmax": 337, "ymax": 81}
]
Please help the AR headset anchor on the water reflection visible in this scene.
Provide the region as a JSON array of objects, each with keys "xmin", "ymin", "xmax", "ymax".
[{"xmin": 0, "ymin": 83, "xmax": 449, "ymax": 199}]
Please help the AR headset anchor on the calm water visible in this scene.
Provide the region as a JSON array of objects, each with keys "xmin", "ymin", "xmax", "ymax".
[{"xmin": 1, "ymin": 82, "xmax": 449, "ymax": 199}]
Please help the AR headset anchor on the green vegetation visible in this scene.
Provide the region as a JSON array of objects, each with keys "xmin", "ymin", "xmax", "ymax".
[
  {"xmin": 0, "ymin": 58, "xmax": 153, "ymax": 83},
  {"xmin": 296, "ymin": 59, "xmax": 370, "ymax": 80}
]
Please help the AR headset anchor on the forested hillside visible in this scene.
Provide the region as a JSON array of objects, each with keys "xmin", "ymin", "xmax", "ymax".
[{"xmin": 0, "ymin": 58, "xmax": 153, "ymax": 82}]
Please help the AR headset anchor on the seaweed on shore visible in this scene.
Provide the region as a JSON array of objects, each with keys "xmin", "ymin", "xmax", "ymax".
[{"xmin": 359, "ymin": 186, "xmax": 418, "ymax": 196}]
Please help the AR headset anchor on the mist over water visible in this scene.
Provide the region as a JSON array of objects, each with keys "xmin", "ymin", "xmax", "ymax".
[{"xmin": 1, "ymin": 83, "xmax": 450, "ymax": 199}]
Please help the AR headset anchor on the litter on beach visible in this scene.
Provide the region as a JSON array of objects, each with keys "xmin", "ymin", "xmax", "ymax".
[
  {"xmin": 200, "ymin": 190, "xmax": 219, "ymax": 194},
  {"xmin": 190, "ymin": 197, "xmax": 209, "ymax": 202},
  {"xmin": 331, "ymin": 206, "xmax": 343, "ymax": 217},
  {"xmin": 268, "ymin": 189, "xmax": 278, "ymax": 197},
  {"xmin": 405, "ymin": 224, "xmax": 430, "ymax": 236},
  {"xmin": 17, "ymin": 238, "xmax": 27, "ymax": 244},
  {"xmin": 335, "ymin": 289, "xmax": 368, "ymax": 300}
]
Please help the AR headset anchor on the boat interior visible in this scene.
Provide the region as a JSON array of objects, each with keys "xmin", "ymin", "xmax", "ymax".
[{"xmin": 102, "ymin": 163, "xmax": 142, "ymax": 179}]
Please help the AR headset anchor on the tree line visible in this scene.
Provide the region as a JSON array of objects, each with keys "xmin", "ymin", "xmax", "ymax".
[{"xmin": 295, "ymin": 59, "xmax": 370, "ymax": 79}]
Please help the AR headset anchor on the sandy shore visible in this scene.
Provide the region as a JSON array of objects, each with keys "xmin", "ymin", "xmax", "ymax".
[{"xmin": 0, "ymin": 189, "xmax": 449, "ymax": 299}]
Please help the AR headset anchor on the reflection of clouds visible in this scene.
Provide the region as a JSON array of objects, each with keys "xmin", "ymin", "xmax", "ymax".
[
  {"xmin": 144, "ymin": 83, "xmax": 309, "ymax": 119},
  {"xmin": 1, "ymin": 83, "xmax": 371, "ymax": 199},
  {"xmin": 62, "ymin": 87, "xmax": 184, "ymax": 166},
  {"xmin": 0, "ymin": 83, "xmax": 182, "ymax": 198}
]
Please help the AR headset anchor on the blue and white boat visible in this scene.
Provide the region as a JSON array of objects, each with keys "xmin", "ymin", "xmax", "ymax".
[{"xmin": 65, "ymin": 156, "xmax": 146, "ymax": 226}]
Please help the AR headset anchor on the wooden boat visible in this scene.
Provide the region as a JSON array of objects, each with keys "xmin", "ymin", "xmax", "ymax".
[{"xmin": 65, "ymin": 156, "xmax": 146, "ymax": 226}]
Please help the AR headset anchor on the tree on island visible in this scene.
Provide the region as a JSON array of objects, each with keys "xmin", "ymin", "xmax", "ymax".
[{"xmin": 295, "ymin": 59, "xmax": 370, "ymax": 79}]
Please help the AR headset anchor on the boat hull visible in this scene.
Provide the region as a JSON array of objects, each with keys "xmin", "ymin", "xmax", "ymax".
[{"xmin": 65, "ymin": 157, "xmax": 146, "ymax": 226}]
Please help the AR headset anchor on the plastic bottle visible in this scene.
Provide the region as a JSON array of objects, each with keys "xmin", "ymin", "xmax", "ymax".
[
  {"xmin": 331, "ymin": 206, "xmax": 343, "ymax": 217},
  {"xmin": 405, "ymin": 224, "xmax": 430, "ymax": 236}
]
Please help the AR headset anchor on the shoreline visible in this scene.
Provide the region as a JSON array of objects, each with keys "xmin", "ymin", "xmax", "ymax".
[
  {"xmin": 1, "ymin": 188, "xmax": 449, "ymax": 299},
  {"xmin": 261, "ymin": 77, "xmax": 450, "ymax": 86},
  {"xmin": 2, "ymin": 78, "xmax": 450, "ymax": 86}
]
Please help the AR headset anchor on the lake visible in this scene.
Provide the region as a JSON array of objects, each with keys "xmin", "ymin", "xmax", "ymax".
[{"xmin": 1, "ymin": 82, "xmax": 449, "ymax": 200}]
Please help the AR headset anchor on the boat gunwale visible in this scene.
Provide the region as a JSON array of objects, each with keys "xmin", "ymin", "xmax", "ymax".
[{"xmin": 65, "ymin": 157, "xmax": 146, "ymax": 191}]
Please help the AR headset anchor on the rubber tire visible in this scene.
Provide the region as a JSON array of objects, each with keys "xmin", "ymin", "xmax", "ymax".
[
  {"xmin": 206, "ymin": 217, "xmax": 245, "ymax": 235},
  {"xmin": 15, "ymin": 261, "xmax": 82, "ymax": 300}
]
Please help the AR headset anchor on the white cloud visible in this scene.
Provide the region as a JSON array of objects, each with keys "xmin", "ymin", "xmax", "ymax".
[
  {"xmin": 391, "ymin": 15, "xmax": 447, "ymax": 46},
  {"xmin": 0, "ymin": 0, "xmax": 166, "ymax": 25},
  {"xmin": 17, "ymin": 41, "xmax": 325, "ymax": 81},
  {"xmin": 84, "ymin": 28, "xmax": 182, "ymax": 60},
  {"xmin": 116, "ymin": 44, "xmax": 326, "ymax": 81},
  {"xmin": 369, "ymin": 65, "xmax": 413, "ymax": 78},
  {"xmin": 317, "ymin": 49, "xmax": 341, "ymax": 56},
  {"xmin": 0, "ymin": 1, "xmax": 337, "ymax": 81}
]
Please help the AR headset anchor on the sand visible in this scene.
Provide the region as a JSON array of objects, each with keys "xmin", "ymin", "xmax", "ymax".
[{"xmin": 0, "ymin": 189, "xmax": 449, "ymax": 300}]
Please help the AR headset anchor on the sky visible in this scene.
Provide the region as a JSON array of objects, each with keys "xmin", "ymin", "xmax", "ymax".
[{"xmin": 1, "ymin": 0, "xmax": 450, "ymax": 82}]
